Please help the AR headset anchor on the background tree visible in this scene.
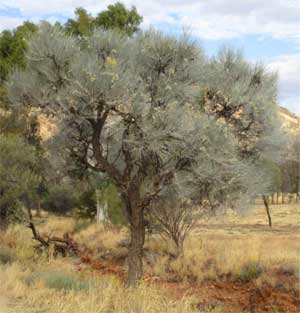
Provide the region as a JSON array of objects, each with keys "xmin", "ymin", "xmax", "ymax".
[
  {"xmin": 279, "ymin": 132, "xmax": 300, "ymax": 200},
  {"xmin": 65, "ymin": 7, "xmax": 94, "ymax": 36},
  {"xmin": 0, "ymin": 21, "xmax": 37, "ymax": 106},
  {"xmin": 65, "ymin": 3, "xmax": 143, "ymax": 37},
  {"xmin": 0, "ymin": 135, "xmax": 40, "ymax": 230},
  {"xmin": 95, "ymin": 2, "xmax": 143, "ymax": 36}
]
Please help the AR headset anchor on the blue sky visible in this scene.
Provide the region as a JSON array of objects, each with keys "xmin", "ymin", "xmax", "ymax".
[{"xmin": 1, "ymin": 0, "xmax": 300, "ymax": 114}]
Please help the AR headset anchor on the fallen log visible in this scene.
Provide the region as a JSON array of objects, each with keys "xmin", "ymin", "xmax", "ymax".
[{"xmin": 26, "ymin": 206, "xmax": 80, "ymax": 257}]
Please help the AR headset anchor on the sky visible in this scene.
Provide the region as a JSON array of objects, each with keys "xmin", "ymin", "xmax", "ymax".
[{"xmin": 1, "ymin": 0, "xmax": 300, "ymax": 114}]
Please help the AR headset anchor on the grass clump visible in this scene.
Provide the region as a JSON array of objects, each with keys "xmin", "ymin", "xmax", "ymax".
[
  {"xmin": 0, "ymin": 246, "xmax": 16, "ymax": 264},
  {"xmin": 198, "ymin": 302, "xmax": 223, "ymax": 313},
  {"xmin": 73, "ymin": 219, "xmax": 91, "ymax": 233},
  {"xmin": 25, "ymin": 271, "xmax": 91, "ymax": 291},
  {"xmin": 277, "ymin": 263, "xmax": 299, "ymax": 277},
  {"xmin": 238, "ymin": 261, "xmax": 264, "ymax": 282}
]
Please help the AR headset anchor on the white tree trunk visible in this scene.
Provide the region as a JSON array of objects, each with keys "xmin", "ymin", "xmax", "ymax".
[
  {"xmin": 96, "ymin": 189, "xmax": 105, "ymax": 223},
  {"xmin": 96, "ymin": 189, "xmax": 108, "ymax": 223}
]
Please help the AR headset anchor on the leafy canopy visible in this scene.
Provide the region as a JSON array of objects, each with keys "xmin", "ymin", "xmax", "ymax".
[
  {"xmin": 7, "ymin": 25, "xmax": 277, "ymax": 213},
  {"xmin": 65, "ymin": 3, "xmax": 143, "ymax": 36}
]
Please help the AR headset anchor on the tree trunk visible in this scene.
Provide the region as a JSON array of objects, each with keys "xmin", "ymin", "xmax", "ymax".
[
  {"xmin": 276, "ymin": 192, "xmax": 279, "ymax": 205},
  {"xmin": 174, "ymin": 237, "xmax": 184, "ymax": 257},
  {"xmin": 0, "ymin": 205, "xmax": 8, "ymax": 231},
  {"xmin": 36, "ymin": 200, "xmax": 41, "ymax": 218},
  {"xmin": 296, "ymin": 192, "xmax": 300, "ymax": 204},
  {"xmin": 96, "ymin": 189, "xmax": 105, "ymax": 223},
  {"xmin": 262, "ymin": 195, "xmax": 272, "ymax": 228},
  {"xmin": 271, "ymin": 193, "xmax": 275, "ymax": 205},
  {"xmin": 127, "ymin": 205, "xmax": 145, "ymax": 287}
]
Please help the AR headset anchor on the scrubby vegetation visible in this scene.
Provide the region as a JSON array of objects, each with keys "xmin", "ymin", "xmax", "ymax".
[
  {"xmin": 0, "ymin": 205, "xmax": 299, "ymax": 312},
  {"xmin": 1, "ymin": 2, "xmax": 300, "ymax": 312}
]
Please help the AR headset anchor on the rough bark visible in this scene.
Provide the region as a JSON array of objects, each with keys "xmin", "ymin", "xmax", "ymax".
[{"xmin": 127, "ymin": 198, "xmax": 145, "ymax": 287}]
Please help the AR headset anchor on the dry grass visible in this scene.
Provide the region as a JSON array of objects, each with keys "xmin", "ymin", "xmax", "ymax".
[
  {"xmin": 0, "ymin": 261, "xmax": 193, "ymax": 313},
  {"xmin": 145, "ymin": 204, "xmax": 300, "ymax": 290},
  {"xmin": 0, "ymin": 203, "xmax": 299, "ymax": 312}
]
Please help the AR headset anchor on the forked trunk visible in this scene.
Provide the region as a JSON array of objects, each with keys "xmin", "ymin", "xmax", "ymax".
[{"xmin": 127, "ymin": 205, "xmax": 145, "ymax": 287}]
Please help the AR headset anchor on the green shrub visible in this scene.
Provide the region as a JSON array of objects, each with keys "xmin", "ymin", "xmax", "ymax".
[
  {"xmin": 0, "ymin": 246, "xmax": 16, "ymax": 264},
  {"xmin": 102, "ymin": 183, "xmax": 126, "ymax": 225},
  {"xmin": 43, "ymin": 185, "xmax": 78, "ymax": 214},
  {"xmin": 73, "ymin": 219, "xmax": 91, "ymax": 233},
  {"xmin": 238, "ymin": 261, "xmax": 264, "ymax": 282},
  {"xmin": 75, "ymin": 184, "xmax": 127, "ymax": 225},
  {"xmin": 75, "ymin": 190, "xmax": 97, "ymax": 219},
  {"xmin": 198, "ymin": 302, "xmax": 222, "ymax": 313},
  {"xmin": 25, "ymin": 271, "xmax": 91, "ymax": 291}
]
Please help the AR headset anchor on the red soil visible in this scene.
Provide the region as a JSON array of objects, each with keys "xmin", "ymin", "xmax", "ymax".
[{"xmin": 77, "ymin": 254, "xmax": 300, "ymax": 313}]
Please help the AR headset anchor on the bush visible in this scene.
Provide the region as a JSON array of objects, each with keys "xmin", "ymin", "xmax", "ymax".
[
  {"xmin": 0, "ymin": 246, "xmax": 16, "ymax": 264},
  {"xmin": 43, "ymin": 185, "xmax": 78, "ymax": 214},
  {"xmin": 75, "ymin": 183, "xmax": 126, "ymax": 225},
  {"xmin": 25, "ymin": 271, "xmax": 91, "ymax": 291},
  {"xmin": 238, "ymin": 261, "xmax": 264, "ymax": 282},
  {"xmin": 73, "ymin": 219, "xmax": 91, "ymax": 233},
  {"xmin": 102, "ymin": 183, "xmax": 126, "ymax": 225},
  {"xmin": 75, "ymin": 190, "xmax": 97, "ymax": 219},
  {"xmin": 277, "ymin": 263, "xmax": 299, "ymax": 277}
]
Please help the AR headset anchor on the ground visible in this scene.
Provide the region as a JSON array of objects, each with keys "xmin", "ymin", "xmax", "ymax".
[
  {"xmin": 0, "ymin": 296, "xmax": 10, "ymax": 313},
  {"xmin": 0, "ymin": 203, "xmax": 299, "ymax": 313}
]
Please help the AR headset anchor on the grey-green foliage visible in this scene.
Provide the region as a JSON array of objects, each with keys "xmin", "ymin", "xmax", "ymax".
[
  {"xmin": 238, "ymin": 261, "xmax": 264, "ymax": 282},
  {"xmin": 0, "ymin": 135, "xmax": 40, "ymax": 228},
  {"xmin": 7, "ymin": 25, "xmax": 279, "ymax": 219},
  {"xmin": 200, "ymin": 47, "xmax": 283, "ymax": 160},
  {"xmin": 198, "ymin": 47, "xmax": 285, "ymax": 198}
]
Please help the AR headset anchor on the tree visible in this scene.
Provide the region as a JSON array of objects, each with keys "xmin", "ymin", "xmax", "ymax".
[
  {"xmin": 65, "ymin": 7, "xmax": 94, "ymax": 36},
  {"xmin": 0, "ymin": 21, "xmax": 39, "ymax": 137},
  {"xmin": 280, "ymin": 132, "xmax": 300, "ymax": 198},
  {"xmin": 7, "ymin": 26, "xmax": 275, "ymax": 286},
  {"xmin": 95, "ymin": 2, "xmax": 143, "ymax": 36},
  {"xmin": 0, "ymin": 22, "xmax": 38, "ymax": 89},
  {"xmin": 0, "ymin": 135, "xmax": 40, "ymax": 230},
  {"xmin": 65, "ymin": 3, "xmax": 143, "ymax": 37},
  {"xmin": 148, "ymin": 192, "xmax": 201, "ymax": 256}
]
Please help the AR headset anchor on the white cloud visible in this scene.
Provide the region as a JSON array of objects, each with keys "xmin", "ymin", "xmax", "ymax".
[
  {"xmin": 0, "ymin": 16, "xmax": 25, "ymax": 31},
  {"xmin": 268, "ymin": 53, "xmax": 300, "ymax": 114},
  {"xmin": 1, "ymin": 0, "xmax": 300, "ymax": 40}
]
